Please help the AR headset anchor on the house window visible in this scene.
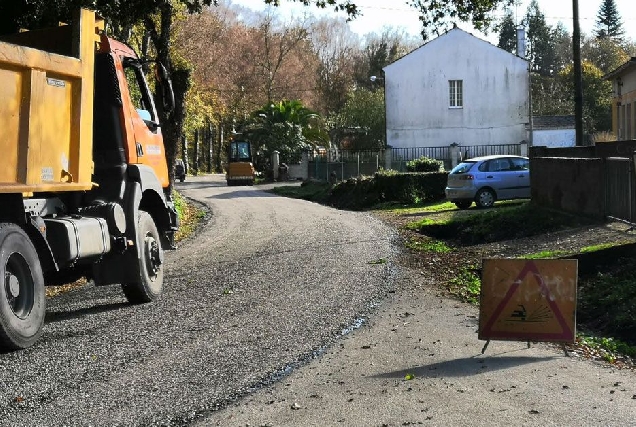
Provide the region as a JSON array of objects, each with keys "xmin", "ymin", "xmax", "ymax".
[{"xmin": 449, "ymin": 80, "xmax": 463, "ymax": 108}]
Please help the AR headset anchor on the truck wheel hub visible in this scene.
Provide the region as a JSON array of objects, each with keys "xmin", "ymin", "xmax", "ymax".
[
  {"xmin": 6, "ymin": 274, "xmax": 20, "ymax": 299},
  {"xmin": 144, "ymin": 236, "xmax": 161, "ymax": 277}
]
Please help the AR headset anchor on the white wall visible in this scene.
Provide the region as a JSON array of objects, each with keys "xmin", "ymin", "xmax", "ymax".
[
  {"xmin": 532, "ymin": 129, "xmax": 576, "ymax": 147},
  {"xmin": 384, "ymin": 29, "xmax": 529, "ymax": 149}
]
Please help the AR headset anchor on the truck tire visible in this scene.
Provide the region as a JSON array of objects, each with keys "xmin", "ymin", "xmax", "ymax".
[
  {"xmin": 122, "ymin": 211, "xmax": 164, "ymax": 304},
  {"xmin": 0, "ymin": 224, "xmax": 45, "ymax": 350}
]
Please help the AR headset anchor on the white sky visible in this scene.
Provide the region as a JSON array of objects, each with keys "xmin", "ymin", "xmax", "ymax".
[{"xmin": 229, "ymin": 0, "xmax": 636, "ymax": 43}]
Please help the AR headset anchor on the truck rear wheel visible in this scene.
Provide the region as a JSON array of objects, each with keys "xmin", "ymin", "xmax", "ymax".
[
  {"xmin": 0, "ymin": 224, "xmax": 45, "ymax": 350},
  {"xmin": 122, "ymin": 211, "xmax": 164, "ymax": 304}
]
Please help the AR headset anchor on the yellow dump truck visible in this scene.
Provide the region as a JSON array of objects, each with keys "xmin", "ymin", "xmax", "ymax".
[{"xmin": 0, "ymin": 9, "xmax": 178, "ymax": 350}]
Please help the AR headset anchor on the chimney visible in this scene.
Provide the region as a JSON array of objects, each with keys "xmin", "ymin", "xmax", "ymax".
[{"xmin": 516, "ymin": 25, "xmax": 526, "ymax": 59}]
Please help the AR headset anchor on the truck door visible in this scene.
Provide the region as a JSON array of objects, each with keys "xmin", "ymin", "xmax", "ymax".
[{"xmin": 121, "ymin": 60, "xmax": 169, "ymax": 188}]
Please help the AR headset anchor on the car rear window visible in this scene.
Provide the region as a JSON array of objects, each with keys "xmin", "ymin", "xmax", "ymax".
[{"xmin": 450, "ymin": 162, "xmax": 476, "ymax": 174}]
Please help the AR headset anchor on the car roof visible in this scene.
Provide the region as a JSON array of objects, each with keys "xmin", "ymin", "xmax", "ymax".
[{"xmin": 463, "ymin": 155, "xmax": 528, "ymax": 162}]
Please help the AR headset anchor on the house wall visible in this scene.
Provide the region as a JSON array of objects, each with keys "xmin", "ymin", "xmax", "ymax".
[
  {"xmin": 612, "ymin": 69, "xmax": 636, "ymax": 139},
  {"xmin": 384, "ymin": 29, "xmax": 529, "ymax": 149},
  {"xmin": 531, "ymin": 129, "xmax": 576, "ymax": 147}
]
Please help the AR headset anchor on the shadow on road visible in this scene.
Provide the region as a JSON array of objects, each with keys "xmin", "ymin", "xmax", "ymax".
[
  {"xmin": 208, "ymin": 190, "xmax": 279, "ymax": 200},
  {"xmin": 373, "ymin": 354, "xmax": 557, "ymax": 379},
  {"xmin": 45, "ymin": 302, "xmax": 129, "ymax": 323}
]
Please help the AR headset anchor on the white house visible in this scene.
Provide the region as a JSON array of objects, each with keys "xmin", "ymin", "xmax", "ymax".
[{"xmin": 383, "ymin": 28, "xmax": 530, "ymax": 151}]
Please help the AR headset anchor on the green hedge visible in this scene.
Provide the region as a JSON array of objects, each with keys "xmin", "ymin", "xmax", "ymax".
[
  {"xmin": 405, "ymin": 156, "xmax": 444, "ymax": 172},
  {"xmin": 327, "ymin": 170, "xmax": 448, "ymax": 210}
]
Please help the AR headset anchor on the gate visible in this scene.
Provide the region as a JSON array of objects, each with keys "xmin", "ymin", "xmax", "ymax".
[{"xmin": 605, "ymin": 157, "xmax": 636, "ymax": 223}]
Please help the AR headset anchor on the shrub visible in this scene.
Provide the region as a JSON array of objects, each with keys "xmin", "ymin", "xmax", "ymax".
[
  {"xmin": 326, "ymin": 170, "xmax": 448, "ymax": 210},
  {"xmin": 406, "ymin": 156, "xmax": 444, "ymax": 172}
]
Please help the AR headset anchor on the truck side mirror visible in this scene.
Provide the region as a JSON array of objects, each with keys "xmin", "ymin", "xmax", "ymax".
[{"xmin": 156, "ymin": 63, "xmax": 175, "ymax": 114}]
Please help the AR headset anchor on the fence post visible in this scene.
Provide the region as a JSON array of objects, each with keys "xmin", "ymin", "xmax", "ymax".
[
  {"xmin": 357, "ymin": 152, "xmax": 360, "ymax": 177},
  {"xmin": 384, "ymin": 148, "xmax": 392, "ymax": 170},
  {"xmin": 520, "ymin": 140, "xmax": 528, "ymax": 157},
  {"xmin": 449, "ymin": 143, "xmax": 460, "ymax": 168},
  {"xmin": 272, "ymin": 151, "xmax": 280, "ymax": 181}
]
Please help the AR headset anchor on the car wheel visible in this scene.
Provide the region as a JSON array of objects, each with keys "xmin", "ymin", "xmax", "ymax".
[
  {"xmin": 475, "ymin": 188, "xmax": 496, "ymax": 208},
  {"xmin": 121, "ymin": 211, "xmax": 164, "ymax": 304},
  {"xmin": 0, "ymin": 224, "xmax": 46, "ymax": 350},
  {"xmin": 454, "ymin": 200, "xmax": 472, "ymax": 210}
]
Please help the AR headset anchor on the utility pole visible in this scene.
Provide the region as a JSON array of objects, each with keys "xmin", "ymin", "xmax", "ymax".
[{"xmin": 573, "ymin": 0, "xmax": 584, "ymax": 146}]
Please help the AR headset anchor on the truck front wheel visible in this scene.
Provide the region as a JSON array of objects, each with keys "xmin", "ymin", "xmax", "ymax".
[
  {"xmin": 0, "ymin": 224, "xmax": 45, "ymax": 350},
  {"xmin": 122, "ymin": 211, "xmax": 164, "ymax": 304}
]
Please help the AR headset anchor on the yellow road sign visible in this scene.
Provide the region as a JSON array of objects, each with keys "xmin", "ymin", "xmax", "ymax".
[{"xmin": 479, "ymin": 259, "xmax": 577, "ymax": 343}]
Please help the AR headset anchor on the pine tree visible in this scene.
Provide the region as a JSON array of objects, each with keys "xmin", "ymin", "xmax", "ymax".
[
  {"xmin": 497, "ymin": 10, "xmax": 517, "ymax": 55},
  {"xmin": 524, "ymin": 0, "xmax": 555, "ymax": 76},
  {"xmin": 594, "ymin": 0, "xmax": 625, "ymax": 41}
]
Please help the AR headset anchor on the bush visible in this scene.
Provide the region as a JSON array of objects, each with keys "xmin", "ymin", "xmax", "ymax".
[
  {"xmin": 327, "ymin": 170, "xmax": 448, "ymax": 210},
  {"xmin": 406, "ymin": 156, "xmax": 444, "ymax": 172}
]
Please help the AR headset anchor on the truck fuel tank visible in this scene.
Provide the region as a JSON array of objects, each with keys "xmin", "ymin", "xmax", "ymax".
[{"xmin": 44, "ymin": 216, "xmax": 111, "ymax": 267}]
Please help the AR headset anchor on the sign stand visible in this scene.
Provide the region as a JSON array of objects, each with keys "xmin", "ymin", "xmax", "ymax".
[{"xmin": 481, "ymin": 339, "xmax": 570, "ymax": 356}]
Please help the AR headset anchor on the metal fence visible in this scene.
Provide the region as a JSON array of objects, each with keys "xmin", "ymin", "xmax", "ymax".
[
  {"xmin": 306, "ymin": 144, "xmax": 524, "ymax": 181},
  {"xmin": 309, "ymin": 150, "xmax": 382, "ymax": 181},
  {"xmin": 390, "ymin": 147, "xmax": 450, "ymax": 172}
]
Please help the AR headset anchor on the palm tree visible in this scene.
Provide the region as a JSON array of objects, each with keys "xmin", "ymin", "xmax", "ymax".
[{"xmin": 247, "ymin": 100, "xmax": 328, "ymax": 164}]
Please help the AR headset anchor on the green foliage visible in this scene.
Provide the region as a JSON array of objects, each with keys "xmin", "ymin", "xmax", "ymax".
[
  {"xmin": 525, "ymin": 0, "xmax": 555, "ymax": 76},
  {"xmin": 578, "ymin": 335, "xmax": 636, "ymax": 358},
  {"xmin": 595, "ymin": 0, "xmax": 625, "ymax": 42},
  {"xmin": 408, "ymin": 203, "xmax": 598, "ymax": 244},
  {"xmin": 269, "ymin": 181, "xmax": 333, "ymax": 203},
  {"xmin": 560, "ymin": 61, "xmax": 613, "ymax": 133},
  {"xmin": 448, "ymin": 265, "xmax": 481, "ymax": 304},
  {"xmin": 578, "ymin": 261, "xmax": 636, "ymax": 344},
  {"xmin": 405, "ymin": 156, "xmax": 444, "ymax": 173},
  {"xmin": 329, "ymin": 87, "xmax": 385, "ymax": 150},
  {"xmin": 406, "ymin": 239, "xmax": 453, "ymax": 254},
  {"xmin": 496, "ymin": 10, "xmax": 516, "ymax": 54},
  {"xmin": 246, "ymin": 100, "xmax": 328, "ymax": 164},
  {"xmin": 523, "ymin": 250, "xmax": 569, "ymax": 259}
]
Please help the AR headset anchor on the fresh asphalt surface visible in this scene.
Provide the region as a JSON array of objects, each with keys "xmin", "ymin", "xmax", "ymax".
[
  {"xmin": 1, "ymin": 174, "xmax": 634, "ymax": 426},
  {"xmin": 0, "ymin": 174, "xmax": 396, "ymax": 426}
]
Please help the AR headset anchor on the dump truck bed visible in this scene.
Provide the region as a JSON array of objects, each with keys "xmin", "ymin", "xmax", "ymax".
[{"xmin": 0, "ymin": 9, "xmax": 100, "ymax": 194}]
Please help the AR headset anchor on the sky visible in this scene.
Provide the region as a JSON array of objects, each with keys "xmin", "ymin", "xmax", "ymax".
[{"xmin": 229, "ymin": 0, "xmax": 636, "ymax": 43}]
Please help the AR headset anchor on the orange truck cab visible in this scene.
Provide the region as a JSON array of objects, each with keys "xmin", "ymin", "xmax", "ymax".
[{"xmin": 0, "ymin": 9, "xmax": 178, "ymax": 350}]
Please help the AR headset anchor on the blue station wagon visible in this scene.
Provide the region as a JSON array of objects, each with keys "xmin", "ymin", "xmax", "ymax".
[{"xmin": 445, "ymin": 155, "xmax": 531, "ymax": 209}]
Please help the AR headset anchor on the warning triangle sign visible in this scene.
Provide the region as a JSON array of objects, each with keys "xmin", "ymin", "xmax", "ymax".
[{"xmin": 479, "ymin": 259, "xmax": 577, "ymax": 343}]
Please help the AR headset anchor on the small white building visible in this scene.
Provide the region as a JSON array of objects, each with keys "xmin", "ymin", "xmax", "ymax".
[
  {"xmin": 529, "ymin": 115, "xmax": 576, "ymax": 147},
  {"xmin": 383, "ymin": 28, "xmax": 530, "ymax": 150}
]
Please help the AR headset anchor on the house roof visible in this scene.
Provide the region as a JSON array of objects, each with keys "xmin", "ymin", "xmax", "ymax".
[
  {"xmin": 383, "ymin": 27, "xmax": 528, "ymax": 71},
  {"xmin": 531, "ymin": 115, "xmax": 575, "ymax": 130},
  {"xmin": 604, "ymin": 57, "xmax": 636, "ymax": 80}
]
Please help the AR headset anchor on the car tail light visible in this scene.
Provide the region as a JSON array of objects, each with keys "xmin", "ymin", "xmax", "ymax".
[{"xmin": 459, "ymin": 174, "xmax": 474, "ymax": 180}]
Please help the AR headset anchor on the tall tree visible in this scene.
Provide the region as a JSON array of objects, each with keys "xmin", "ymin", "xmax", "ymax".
[
  {"xmin": 582, "ymin": 35, "xmax": 629, "ymax": 74},
  {"xmin": 330, "ymin": 87, "xmax": 385, "ymax": 150},
  {"xmin": 560, "ymin": 61, "xmax": 612, "ymax": 134},
  {"xmin": 594, "ymin": 0, "xmax": 624, "ymax": 42},
  {"xmin": 310, "ymin": 16, "xmax": 359, "ymax": 115},
  {"xmin": 524, "ymin": 0, "xmax": 554, "ymax": 76},
  {"xmin": 497, "ymin": 9, "xmax": 517, "ymax": 55}
]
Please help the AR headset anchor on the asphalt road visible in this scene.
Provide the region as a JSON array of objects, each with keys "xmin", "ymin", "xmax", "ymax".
[{"xmin": 0, "ymin": 174, "xmax": 397, "ymax": 426}]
